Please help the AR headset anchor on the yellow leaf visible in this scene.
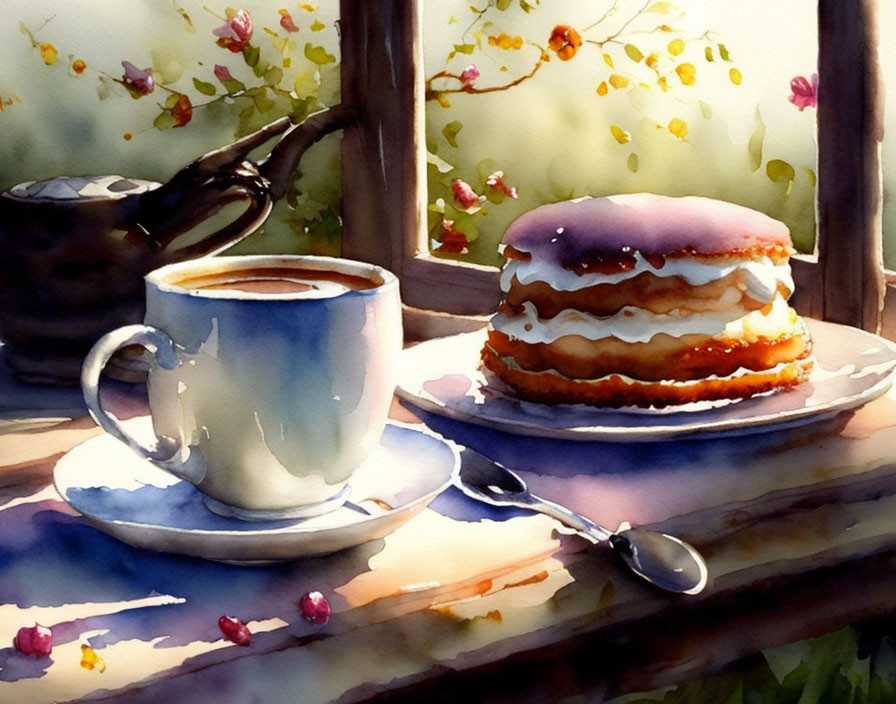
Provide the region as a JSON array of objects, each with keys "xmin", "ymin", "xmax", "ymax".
[
  {"xmin": 610, "ymin": 125, "xmax": 631, "ymax": 144},
  {"xmin": 603, "ymin": 53, "xmax": 614, "ymax": 68},
  {"xmin": 668, "ymin": 38, "xmax": 685, "ymax": 56},
  {"xmin": 609, "ymin": 74, "xmax": 630, "ymax": 89},
  {"xmin": 675, "ymin": 63, "xmax": 696, "ymax": 86},
  {"xmin": 597, "ymin": 81, "xmax": 608, "ymax": 96},
  {"xmin": 804, "ymin": 167, "xmax": 817, "ymax": 188},
  {"xmin": 748, "ymin": 106, "xmax": 766, "ymax": 172},
  {"xmin": 80, "ymin": 644, "xmax": 106, "ymax": 672},
  {"xmin": 39, "ymin": 42, "xmax": 58, "ymax": 65},
  {"xmin": 645, "ymin": 52, "xmax": 659, "ymax": 68},
  {"xmin": 647, "ymin": 2, "xmax": 676, "ymax": 12},
  {"xmin": 657, "ymin": 76, "xmax": 669, "ymax": 91},
  {"xmin": 624, "ymin": 44, "xmax": 643, "ymax": 63},
  {"xmin": 488, "ymin": 32, "xmax": 524, "ymax": 50},
  {"xmin": 668, "ymin": 117, "xmax": 688, "ymax": 140},
  {"xmin": 729, "ymin": 67, "xmax": 743, "ymax": 85},
  {"xmin": 767, "ymin": 159, "xmax": 796, "ymax": 195}
]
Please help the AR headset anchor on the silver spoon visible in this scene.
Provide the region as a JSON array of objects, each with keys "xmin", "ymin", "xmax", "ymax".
[{"xmin": 457, "ymin": 449, "xmax": 708, "ymax": 595}]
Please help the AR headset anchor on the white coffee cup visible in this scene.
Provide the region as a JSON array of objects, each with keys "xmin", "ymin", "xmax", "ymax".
[{"xmin": 81, "ymin": 255, "xmax": 402, "ymax": 520}]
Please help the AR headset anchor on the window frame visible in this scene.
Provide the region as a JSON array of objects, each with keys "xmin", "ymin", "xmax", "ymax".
[{"xmin": 338, "ymin": 0, "xmax": 890, "ymax": 337}]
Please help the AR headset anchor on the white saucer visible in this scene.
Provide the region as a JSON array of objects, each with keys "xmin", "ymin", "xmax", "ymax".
[
  {"xmin": 396, "ymin": 319, "xmax": 896, "ymax": 442},
  {"xmin": 54, "ymin": 422, "xmax": 459, "ymax": 564}
]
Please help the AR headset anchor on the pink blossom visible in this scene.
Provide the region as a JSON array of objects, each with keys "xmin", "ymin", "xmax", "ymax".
[
  {"xmin": 214, "ymin": 9, "xmax": 253, "ymax": 52},
  {"xmin": 121, "ymin": 61, "xmax": 154, "ymax": 95},
  {"xmin": 214, "ymin": 64, "xmax": 233, "ymax": 82},
  {"xmin": 486, "ymin": 171, "xmax": 518, "ymax": 199},
  {"xmin": 279, "ymin": 9, "xmax": 300, "ymax": 33},
  {"xmin": 459, "ymin": 64, "xmax": 480, "ymax": 88},
  {"xmin": 434, "ymin": 219, "xmax": 469, "ymax": 254},
  {"xmin": 789, "ymin": 73, "xmax": 818, "ymax": 111},
  {"xmin": 451, "ymin": 179, "xmax": 481, "ymax": 210}
]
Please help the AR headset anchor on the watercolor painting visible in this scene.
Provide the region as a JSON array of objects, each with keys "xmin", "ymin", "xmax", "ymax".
[{"xmin": 3, "ymin": 1, "xmax": 896, "ymax": 702}]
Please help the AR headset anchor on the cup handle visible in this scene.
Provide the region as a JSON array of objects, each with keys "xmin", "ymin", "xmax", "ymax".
[{"xmin": 81, "ymin": 325, "xmax": 201, "ymax": 483}]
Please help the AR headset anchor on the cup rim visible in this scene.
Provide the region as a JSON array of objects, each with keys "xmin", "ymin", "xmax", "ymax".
[{"xmin": 147, "ymin": 254, "xmax": 399, "ymax": 301}]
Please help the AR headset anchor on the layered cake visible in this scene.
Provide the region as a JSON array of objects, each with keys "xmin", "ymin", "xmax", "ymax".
[{"xmin": 480, "ymin": 193, "xmax": 813, "ymax": 407}]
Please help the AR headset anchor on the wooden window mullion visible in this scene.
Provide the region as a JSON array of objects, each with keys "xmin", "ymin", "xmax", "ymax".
[{"xmin": 816, "ymin": 0, "xmax": 885, "ymax": 332}]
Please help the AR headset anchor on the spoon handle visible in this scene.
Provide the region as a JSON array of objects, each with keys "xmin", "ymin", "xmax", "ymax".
[{"xmin": 524, "ymin": 492, "xmax": 614, "ymax": 543}]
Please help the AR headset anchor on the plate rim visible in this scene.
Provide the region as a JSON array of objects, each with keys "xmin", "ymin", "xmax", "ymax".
[
  {"xmin": 53, "ymin": 421, "xmax": 460, "ymax": 560},
  {"xmin": 396, "ymin": 318, "xmax": 896, "ymax": 442}
]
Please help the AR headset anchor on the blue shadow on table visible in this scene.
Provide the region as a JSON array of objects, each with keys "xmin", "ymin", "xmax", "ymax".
[
  {"xmin": 0, "ymin": 497, "xmax": 384, "ymax": 683},
  {"xmin": 409, "ymin": 404, "xmax": 855, "ymax": 480}
]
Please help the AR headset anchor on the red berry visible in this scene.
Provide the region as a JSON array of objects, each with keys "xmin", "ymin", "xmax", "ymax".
[
  {"xmin": 218, "ymin": 615, "xmax": 252, "ymax": 646},
  {"xmin": 299, "ymin": 591, "xmax": 331, "ymax": 626},
  {"xmin": 14, "ymin": 624, "xmax": 53, "ymax": 656}
]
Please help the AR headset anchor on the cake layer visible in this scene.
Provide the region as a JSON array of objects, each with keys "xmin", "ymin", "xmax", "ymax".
[
  {"xmin": 480, "ymin": 346, "xmax": 813, "ymax": 408},
  {"xmin": 485, "ymin": 319, "xmax": 812, "ymax": 382}
]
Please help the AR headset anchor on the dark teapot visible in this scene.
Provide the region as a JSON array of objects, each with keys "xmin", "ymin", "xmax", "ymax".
[{"xmin": 0, "ymin": 107, "xmax": 352, "ymax": 383}]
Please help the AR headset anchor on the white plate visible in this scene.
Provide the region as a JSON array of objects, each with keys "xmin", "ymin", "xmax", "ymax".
[
  {"xmin": 396, "ymin": 319, "xmax": 896, "ymax": 442},
  {"xmin": 54, "ymin": 422, "xmax": 459, "ymax": 563}
]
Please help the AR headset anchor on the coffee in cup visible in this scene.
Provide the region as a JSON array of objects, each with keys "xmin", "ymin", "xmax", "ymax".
[{"xmin": 81, "ymin": 255, "xmax": 402, "ymax": 520}]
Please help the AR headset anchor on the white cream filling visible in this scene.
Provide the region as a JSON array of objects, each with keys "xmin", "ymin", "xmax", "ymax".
[
  {"xmin": 500, "ymin": 253, "xmax": 793, "ymax": 303},
  {"xmin": 491, "ymin": 294, "xmax": 798, "ymax": 345}
]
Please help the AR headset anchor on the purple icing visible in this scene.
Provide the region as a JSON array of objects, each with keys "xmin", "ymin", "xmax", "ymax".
[{"xmin": 502, "ymin": 194, "xmax": 791, "ymax": 270}]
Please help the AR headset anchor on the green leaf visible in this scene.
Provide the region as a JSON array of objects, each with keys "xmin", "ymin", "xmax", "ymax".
[
  {"xmin": 627, "ymin": 152, "xmax": 638, "ymax": 172},
  {"xmin": 153, "ymin": 111, "xmax": 178, "ymax": 130},
  {"xmin": 427, "ymin": 149, "xmax": 455, "ymax": 174},
  {"xmin": 243, "ymin": 44, "xmax": 261, "ymax": 67},
  {"xmin": 221, "ymin": 77, "xmax": 247, "ymax": 93},
  {"xmin": 519, "ymin": 0, "xmax": 536, "ymax": 13},
  {"xmin": 306, "ymin": 206, "xmax": 343, "ymax": 254},
  {"xmin": 748, "ymin": 106, "xmax": 765, "ymax": 172},
  {"xmin": 496, "ymin": 0, "xmax": 512, "ymax": 9},
  {"xmin": 453, "ymin": 43, "xmax": 476, "ymax": 55},
  {"xmin": 624, "ymin": 44, "xmax": 643, "ymax": 63},
  {"xmin": 719, "ymin": 43, "xmax": 730, "ymax": 61},
  {"xmin": 705, "ymin": 46, "xmax": 714, "ymax": 62},
  {"xmin": 476, "ymin": 158, "xmax": 501, "ymax": 183},
  {"xmin": 250, "ymin": 86, "xmax": 277, "ymax": 113},
  {"xmin": 304, "ymin": 43, "xmax": 336, "ymax": 65},
  {"xmin": 289, "ymin": 94, "xmax": 318, "ymax": 123},
  {"xmin": 192, "ymin": 77, "xmax": 217, "ymax": 96},
  {"xmin": 264, "ymin": 66, "xmax": 284, "ymax": 86},
  {"xmin": 804, "ymin": 167, "xmax": 817, "ymax": 188},
  {"xmin": 442, "ymin": 120, "xmax": 463, "ymax": 148},
  {"xmin": 767, "ymin": 159, "xmax": 796, "ymax": 194}
]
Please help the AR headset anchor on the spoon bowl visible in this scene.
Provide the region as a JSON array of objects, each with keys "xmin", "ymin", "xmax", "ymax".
[{"xmin": 457, "ymin": 448, "xmax": 708, "ymax": 595}]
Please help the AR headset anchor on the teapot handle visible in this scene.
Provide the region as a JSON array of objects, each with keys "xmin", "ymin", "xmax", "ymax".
[{"xmin": 131, "ymin": 160, "xmax": 273, "ymax": 261}]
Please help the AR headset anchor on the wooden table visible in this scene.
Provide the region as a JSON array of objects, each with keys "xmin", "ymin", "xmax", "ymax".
[{"xmin": 3, "ymin": 354, "xmax": 896, "ymax": 702}]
